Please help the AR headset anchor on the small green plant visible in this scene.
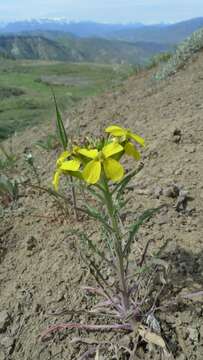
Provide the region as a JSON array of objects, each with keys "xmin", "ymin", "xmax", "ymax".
[
  {"xmin": 42, "ymin": 122, "xmax": 170, "ymax": 357},
  {"xmin": 35, "ymin": 133, "xmax": 59, "ymax": 151},
  {"xmin": 146, "ymin": 52, "xmax": 172, "ymax": 70},
  {"xmin": 0, "ymin": 174, "xmax": 19, "ymax": 206},
  {"xmin": 0, "ymin": 143, "xmax": 17, "ymax": 169},
  {"xmin": 24, "ymin": 149, "xmax": 41, "ymax": 185}
]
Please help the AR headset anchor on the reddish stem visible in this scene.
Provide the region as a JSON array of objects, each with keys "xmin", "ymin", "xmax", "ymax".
[{"xmin": 41, "ymin": 322, "xmax": 132, "ymax": 340}]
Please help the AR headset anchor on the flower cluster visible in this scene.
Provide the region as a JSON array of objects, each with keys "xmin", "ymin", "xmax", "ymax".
[{"xmin": 53, "ymin": 125, "xmax": 145, "ymax": 190}]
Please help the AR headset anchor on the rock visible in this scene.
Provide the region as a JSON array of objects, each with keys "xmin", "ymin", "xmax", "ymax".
[
  {"xmin": 188, "ymin": 327, "xmax": 199, "ymax": 344},
  {"xmin": 173, "ymin": 135, "xmax": 181, "ymax": 143},
  {"xmin": 176, "ymin": 355, "xmax": 186, "ymax": 360},
  {"xmin": 199, "ymin": 324, "xmax": 203, "ymax": 339},
  {"xmin": 156, "ymin": 215, "xmax": 169, "ymax": 225},
  {"xmin": 34, "ymin": 303, "xmax": 42, "ymax": 314},
  {"xmin": 154, "ymin": 185, "xmax": 163, "ymax": 198},
  {"xmin": 175, "ymin": 190, "xmax": 189, "ymax": 212},
  {"xmin": 0, "ymin": 350, "xmax": 5, "ymax": 360},
  {"xmin": 173, "ymin": 128, "xmax": 182, "ymax": 136},
  {"xmin": 163, "ymin": 183, "xmax": 180, "ymax": 198},
  {"xmin": 172, "ymin": 128, "xmax": 182, "ymax": 143},
  {"xmin": 0, "ymin": 335, "xmax": 15, "ymax": 354},
  {"xmin": 186, "ymin": 145, "xmax": 196, "ymax": 153},
  {"xmin": 0, "ymin": 311, "xmax": 10, "ymax": 333},
  {"xmin": 174, "ymin": 168, "xmax": 183, "ymax": 176},
  {"xmin": 25, "ymin": 235, "xmax": 37, "ymax": 251}
]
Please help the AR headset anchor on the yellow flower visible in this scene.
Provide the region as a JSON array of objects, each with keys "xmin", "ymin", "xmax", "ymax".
[
  {"xmin": 105, "ymin": 125, "xmax": 145, "ymax": 160},
  {"xmin": 53, "ymin": 150, "xmax": 81, "ymax": 191},
  {"xmin": 78, "ymin": 142, "xmax": 124, "ymax": 184}
]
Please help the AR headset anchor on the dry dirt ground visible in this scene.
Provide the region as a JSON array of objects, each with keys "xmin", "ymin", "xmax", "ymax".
[{"xmin": 0, "ymin": 52, "xmax": 203, "ymax": 360}]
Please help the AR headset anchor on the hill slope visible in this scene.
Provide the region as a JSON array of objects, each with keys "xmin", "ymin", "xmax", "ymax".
[
  {"xmin": 0, "ymin": 41, "xmax": 203, "ymax": 359},
  {"xmin": 0, "ymin": 34, "xmax": 168, "ymax": 63},
  {"xmin": 0, "ymin": 36, "xmax": 71, "ymax": 61}
]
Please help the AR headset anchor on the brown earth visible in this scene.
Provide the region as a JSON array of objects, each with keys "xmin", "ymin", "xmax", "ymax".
[{"xmin": 0, "ymin": 52, "xmax": 203, "ymax": 360}]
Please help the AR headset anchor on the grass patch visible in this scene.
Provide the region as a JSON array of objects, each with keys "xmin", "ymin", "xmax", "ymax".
[{"xmin": 0, "ymin": 59, "xmax": 132, "ymax": 140}]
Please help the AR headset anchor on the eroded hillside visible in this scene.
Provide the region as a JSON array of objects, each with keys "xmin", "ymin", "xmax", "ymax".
[{"xmin": 0, "ymin": 50, "xmax": 203, "ymax": 359}]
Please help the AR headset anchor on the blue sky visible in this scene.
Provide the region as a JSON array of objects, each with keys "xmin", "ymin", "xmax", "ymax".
[{"xmin": 0, "ymin": 0, "xmax": 203, "ymax": 23}]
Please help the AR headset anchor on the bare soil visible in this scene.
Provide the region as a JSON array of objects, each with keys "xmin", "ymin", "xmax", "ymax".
[{"xmin": 0, "ymin": 52, "xmax": 203, "ymax": 359}]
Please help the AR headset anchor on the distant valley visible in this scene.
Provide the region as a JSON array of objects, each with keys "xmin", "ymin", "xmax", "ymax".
[{"xmin": 0, "ymin": 18, "xmax": 203, "ymax": 64}]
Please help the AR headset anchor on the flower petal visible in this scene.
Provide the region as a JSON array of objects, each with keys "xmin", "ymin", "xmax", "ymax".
[
  {"xmin": 128, "ymin": 132, "xmax": 145, "ymax": 147},
  {"xmin": 103, "ymin": 158, "xmax": 124, "ymax": 182},
  {"xmin": 60, "ymin": 159, "xmax": 81, "ymax": 171},
  {"xmin": 53, "ymin": 169, "xmax": 62, "ymax": 191},
  {"xmin": 124, "ymin": 142, "xmax": 141, "ymax": 160},
  {"xmin": 102, "ymin": 142, "xmax": 123, "ymax": 158},
  {"xmin": 105, "ymin": 125, "xmax": 126, "ymax": 137},
  {"xmin": 83, "ymin": 160, "xmax": 101, "ymax": 184},
  {"xmin": 78, "ymin": 148, "xmax": 98, "ymax": 159},
  {"xmin": 56, "ymin": 150, "xmax": 70, "ymax": 166}
]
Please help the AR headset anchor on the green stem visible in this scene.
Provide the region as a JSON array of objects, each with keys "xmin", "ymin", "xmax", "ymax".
[
  {"xmin": 102, "ymin": 177, "xmax": 129, "ymax": 310},
  {"xmin": 70, "ymin": 176, "xmax": 78, "ymax": 221}
]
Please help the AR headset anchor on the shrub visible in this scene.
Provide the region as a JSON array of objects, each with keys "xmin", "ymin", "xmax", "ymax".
[{"xmin": 155, "ymin": 27, "xmax": 203, "ymax": 80}]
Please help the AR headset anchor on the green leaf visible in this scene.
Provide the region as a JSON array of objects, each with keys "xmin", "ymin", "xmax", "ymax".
[
  {"xmin": 123, "ymin": 207, "xmax": 161, "ymax": 258},
  {"xmin": 113, "ymin": 164, "xmax": 144, "ymax": 200},
  {"xmin": 0, "ymin": 175, "xmax": 18, "ymax": 200},
  {"xmin": 82, "ymin": 204, "xmax": 114, "ymax": 233},
  {"xmin": 86, "ymin": 186, "xmax": 104, "ymax": 203},
  {"xmin": 52, "ymin": 90, "xmax": 68, "ymax": 150}
]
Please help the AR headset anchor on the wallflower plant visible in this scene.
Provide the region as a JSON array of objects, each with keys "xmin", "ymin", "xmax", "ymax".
[{"xmin": 42, "ymin": 99, "xmax": 171, "ymax": 358}]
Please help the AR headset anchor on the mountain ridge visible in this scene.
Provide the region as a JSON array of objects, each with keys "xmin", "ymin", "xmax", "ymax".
[
  {"xmin": 0, "ymin": 34, "xmax": 168, "ymax": 64},
  {"xmin": 0, "ymin": 18, "xmax": 202, "ymax": 43}
]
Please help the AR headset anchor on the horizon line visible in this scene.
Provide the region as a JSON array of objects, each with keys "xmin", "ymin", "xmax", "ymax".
[{"xmin": 0, "ymin": 16, "xmax": 203, "ymax": 26}]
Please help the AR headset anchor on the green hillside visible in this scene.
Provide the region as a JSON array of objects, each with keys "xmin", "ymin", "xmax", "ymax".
[
  {"xmin": 0, "ymin": 59, "xmax": 132, "ymax": 140},
  {"xmin": 0, "ymin": 36, "xmax": 74, "ymax": 61},
  {"xmin": 0, "ymin": 34, "xmax": 168, "ymax": 64}
]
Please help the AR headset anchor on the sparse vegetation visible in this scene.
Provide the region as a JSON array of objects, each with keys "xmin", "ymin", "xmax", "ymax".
[
  {"xmin": 35, "ymin": 133, "xmax": 59, "ymax": 151},
  {"xmin": 146, "ymin": 51, "xmax": 172, "ymax": 69},
  {"xmin": 0, "ymin": 174, "xmax": 19, "ymax": 206},
  {"xmin": 0, "ymin": 143, "xmax": 17, "ymax": 169},
  {"xmin": 155, "ymin": 27, "xmax": 203, "ymax": 80}
]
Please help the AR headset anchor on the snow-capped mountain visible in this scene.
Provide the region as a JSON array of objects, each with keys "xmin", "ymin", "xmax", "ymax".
[{"xmin": 0, "ymin": 19, "xmax": 144, "ymax": 37}]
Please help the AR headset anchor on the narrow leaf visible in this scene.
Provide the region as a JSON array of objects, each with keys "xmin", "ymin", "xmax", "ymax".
[
  {"xmin": 113, "ymin": 163, "xmax": 144, "ymax": 197},
  {"xmin": 123, "ymin": 207, "xmax": 161, "ymax": 258},
  {"xmin": 52, "ymin": 91, "xmax": 68, "ymax": 150},
  {"xmin": 81, "ymin": 204, "xmax": 114, "ymax": 233}
]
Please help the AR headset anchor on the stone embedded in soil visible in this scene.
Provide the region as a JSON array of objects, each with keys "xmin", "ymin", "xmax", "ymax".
[
  {"xmin": 0, "ymin": 311, "xmax": 10, "ymax": 333},
  {"xmin": 200, "ymin": 324, "xmax": 203, "ymax": 338},
  {"xmin": 172, "ymin": 128, "xmax": 182, "ymax": 143},
  {"xmin": 188, "ymin": 327, "xmax": 199, "ymax": 344},
  {"xmin": 153, "ymin": 185, "xmax": 163, "ymax": 198},
  {"xmin": 163, "ymin": 183, "xmax": 180, "ymax": 198},
  {"xmin": 173, "ymin": 134, "xmax": 181, "ymax": 143},
  {"xmin": 175, "ymin": 190, "xmax": 189, "ymax": 212},
  {"xmin": 0, "ymin": 350, "xmax": 6, "ymax": 360},
  {"xmin": 0, "ymin": 335, "xmax": 15, "ymax": 354},
  {"xmin": 25, "ymin": 235, "xmax": 37, "ymax": 251},
  {"xmin": 173, "ymin": 128, "xmax": 182, "ymax": 137},
  {"xmin": 176, "ymin": 355, "xmax": 186, "ymax": 360}
]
